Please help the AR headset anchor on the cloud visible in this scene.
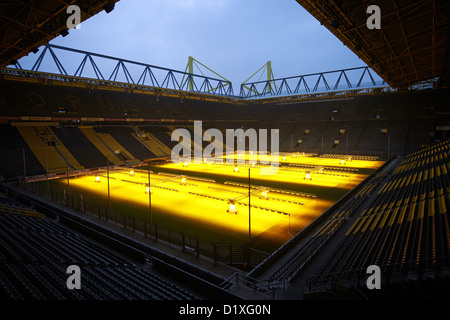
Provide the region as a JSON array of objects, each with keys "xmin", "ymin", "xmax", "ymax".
[
  {"xmin": 168, "ymin": 0, "xmax": 227, "ymax": 8},
  {"xmin": 21, "ymin": 0, "xmax": 366, "ymax": 88}
]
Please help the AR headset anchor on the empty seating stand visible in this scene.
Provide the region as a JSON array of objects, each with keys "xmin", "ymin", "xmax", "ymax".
[
  {"xmin": 0, "ymin": 195, "xmax": 199, "ymax": 300},
  {"xmin": 307, "ymin": 140, "xmax": 450, "ymax": 293}
]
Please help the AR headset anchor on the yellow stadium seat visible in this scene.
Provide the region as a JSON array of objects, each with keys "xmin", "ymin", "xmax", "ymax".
[
  {"xmin": 439, "ymin": 193, "xmax": 447, "ymax": 214},
  {"xmin": 345, "ymin": 217, "xmax": 361, "ymax": 236},
  {"xmin": 418, "ymin": 200, "xmax": 425, "ymax": 219},
  {"xmin": 388, "ymin": 206, "xmax": 400, "ymax": 226},
  {"xmin": 428, "ymin": 196, "xmax": 435, "ymax": 217},
  {"xmin": 408, "ymin": 202, "xmax": 416, "ymax": 222}
]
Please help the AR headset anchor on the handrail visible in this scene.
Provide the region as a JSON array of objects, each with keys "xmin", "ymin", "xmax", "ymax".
[
  {"xmin": 10, "ymin": 44, "xmax": 235, "ymax": 97},
  {"xmin": 240, "ymin": 66, "xmax": 388, "ymax": 98}
]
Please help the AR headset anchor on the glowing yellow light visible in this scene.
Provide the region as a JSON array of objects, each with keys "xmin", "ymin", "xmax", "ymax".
[
  {"xmin": 180, "ymin": 177, "xmax": 187, "ymax": 185},
  {"xmin": 62, "ymin": 165, "xmax": 361, "ymax": 243},
  {"xmin": 234, "ymin": 166, "xmax": 239, "ymax": 173},
  {"xmin": 145, "ymin": 186, "xmax": 152, "ymax": 194},
  {"xmin": 95, "ymin": 176, "xmax": 101, "ymax": 183},
  {"xmin": 304, "ymin": 172, "xmax": 311, "ymax": 180},
  {"xmin": 282, "ymin": 156, "xmax": 286, "ymax": 161},
  {"xmin": 129, "ymin": 170, "xmax": 134, "ymax": 176},
  {"xmin": 261, "ymin": 190, "xmax": 268, "ymax": 199},
  {"xmin": 64, "ymin": 155, "xmax": 381, "ymax": 241},
  {"xmin": 227, "ymin": 201, "xmax": 238, "ymax": 214},
  {"xmin": 340, "ymin": 159, "xmax": 346, "ymax": 165},
  {"xmin": 219, "ymin": 152, "xmax": 383, "ymax": 170},
  {"xmin": 183, "ymin": 161, "xmax": 188, "ymax": 167}
]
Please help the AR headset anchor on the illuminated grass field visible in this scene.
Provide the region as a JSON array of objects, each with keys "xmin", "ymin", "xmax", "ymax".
[{"xmin": 42, "ymin": 153, "xmax": 385, "ymax": 253}]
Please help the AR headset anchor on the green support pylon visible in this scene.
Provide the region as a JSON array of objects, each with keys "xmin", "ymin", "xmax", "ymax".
[
  {"xmin": 241, "ymin": 61, "xmax": 276, "ymax": 95},
  {"xmin": 188, "ymin": 56, "xmax": 194, "ymax": 92},
  {"xmin": 183, "ymin": 56, "xmax": 231, "ymax": 93},
  {"xmin": 266, "ymin": 61, "xmax": 273, "ymax": 93}
]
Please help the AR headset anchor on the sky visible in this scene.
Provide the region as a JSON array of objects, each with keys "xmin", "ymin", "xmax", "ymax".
[{"xmin": 17, "ymin": 0, "xmax": 374, "ymax": 92}]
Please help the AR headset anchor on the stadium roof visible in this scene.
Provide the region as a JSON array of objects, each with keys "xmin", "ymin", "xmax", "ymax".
[
  {"xmin": 0, "ymin": 0, "xmax": 120, "ymax": 68},
  {"xmin": 296, "ymin": 0, "xmax": 450, "ymax": 89}
]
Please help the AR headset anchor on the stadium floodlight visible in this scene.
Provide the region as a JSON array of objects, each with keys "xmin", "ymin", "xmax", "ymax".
[
  {"xmin": 340, "ymin": 159, "xmax": 346, "ymax": 165},
  {"xmin": 60, "ymin": 29, "xmax": 69, "ymax": 37},
  {"xmin": 103, "ymin": 2, "xmax": 115, "ymax": 13},
  {"xmin": 282, "ymin": 156, "xmax": 286, "ymax": 161},
  {"xmin": 95, "ymin": 176, "xmax": 101, "ymax": 183},
  {"xmin": 234, "ymin": 166, "xmax": 239, "ymax": 173}
]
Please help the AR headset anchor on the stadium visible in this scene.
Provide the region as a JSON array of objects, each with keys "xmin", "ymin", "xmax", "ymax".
[{"xmin": 0, "ymin": 0, "xmax": 449, "ymax": 308}]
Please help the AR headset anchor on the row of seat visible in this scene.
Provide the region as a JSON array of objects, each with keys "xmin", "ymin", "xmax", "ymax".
[
  {"xmin": 0, "ymin": 197, "xmax": 199, "ymax": 300},
  {"xmin": 320, "ymin": 154, "xmax": 379, "ymax": 161},
  {"xmin": 0, "ymin": 203, "xmax": 44, "ymax": 219},
  {"xmin": 308, "ymin": 140, "xmax": 450, "ymax": 286},
  {"xmin": 269, "ymin": 167, "xmax": 389, "ymax": 282},
  {"xmin": 0, "ymin": 261, "xmax": 198, "ymax": 300}
]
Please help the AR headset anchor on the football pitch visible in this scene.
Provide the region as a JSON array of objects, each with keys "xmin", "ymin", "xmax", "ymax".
[{"xmin": 40, "ymin": 153, "xmax": 384, "ymax": 253}]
